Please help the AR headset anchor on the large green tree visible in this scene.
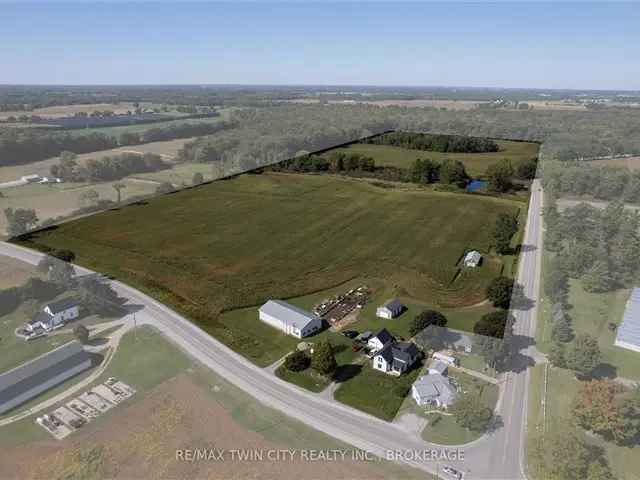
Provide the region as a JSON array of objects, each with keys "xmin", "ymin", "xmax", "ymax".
[
  {"xmin": 450, "ymin": 395, "xmax": 493, "ymax": 432},
  {"xmin": 566, "ymin": 334, "xmax": 601, "ymax": 378},
  {"xmin": 486, "ymin": 159, "xmax": 514, "ymax": 192},
  {"xmin": 486, "ymin": 276, "xmax": 513, "ymax": 309},
  {"xmin": 311, "ymin": 340, "xmax": 337, "ymax": 375},
  {"xmin": 4, "ymin": 207, "xmax": 38, "ymax": 237},
  {"xmin": 409, "ymin": 310, "xmax": 447, "ymax": 336},
  {"xmin": 493, "ymin": 214, "xmax": 518, "ymax": 254}
]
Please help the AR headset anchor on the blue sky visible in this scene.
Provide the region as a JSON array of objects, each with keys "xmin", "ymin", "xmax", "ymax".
[{"xmin": 1, "ymin": 1, "xmax": 639, "ymax": 89}]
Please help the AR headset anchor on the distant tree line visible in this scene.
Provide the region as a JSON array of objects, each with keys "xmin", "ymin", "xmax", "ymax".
[
  {"xmin": 0, "ymin": 121, "xmax": 232, "ymax": 167},
  {"xmin": 363, "ymin": 131, "xmax": 499, "ymax": 153},
  {"xmin": 49, "ymin": 151, "xmax": 168, "ymax": 183}
]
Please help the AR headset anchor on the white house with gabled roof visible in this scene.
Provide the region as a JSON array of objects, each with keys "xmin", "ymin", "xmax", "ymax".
[{"xmin": 259, "ymin": 300, "xmax": 322, "ymax": 338}]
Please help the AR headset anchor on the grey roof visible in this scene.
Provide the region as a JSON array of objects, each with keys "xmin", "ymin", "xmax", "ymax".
[
  {"xmin": 375, "ymin": 341, "xmax": 420, "ymax": 366},
  {"xmin": 465, "ymin": 250, "xmax": 482, "ymax": 263},
  {"xmin": 259, "ymin": 300, "xmax": 320, "ymax": 330},
  {"xmin": 0, "ymin": 341, "xmax": 90, "ymax": 405},
  {"xmin": 372, "ymin": 328, "xmax": 395, "ymax": 346},
  {"xmin": 412, "ymin": 374, "xmax": 457, "ymax": 405},
  {"xmin": 28, "ymin": 311, "xmax": 52, "ymax": 326},
  {"xmin": 616, "ymin": 288, "xmax": 640, "ymax": 347},
  {"xmin": 382, "ymin": 298, "xmax": 404, "ymax": 311},
  {"xmin": 46, "ymin": 297, "xmax": 79, "ymax": 314},
  {"xmin": 428, "ymin": 359, "xmax": 449, "ymax": 375}
]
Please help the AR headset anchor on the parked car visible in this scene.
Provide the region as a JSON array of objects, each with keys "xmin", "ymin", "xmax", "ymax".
[
  {"xmin": 343, "ymin": 330, "xmax": 358, "ymax": 339},
  {"xmin": 442, "ymin": 466, "xmax": 463, "ymax": 479}
]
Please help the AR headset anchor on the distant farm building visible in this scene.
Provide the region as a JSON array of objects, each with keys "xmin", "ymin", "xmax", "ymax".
[
  {"xmin": 463, "ymin": 250, "xmax": 482, "ymax": 268},
  {"xmin": 376, "ymin": 299, "xmax": 404, "ymax": 319},
  {"xmin": 259, "ymin": 300, "xmax": 322, "ymax": 338},
  {"xmin": 25, "ymin": 297, "xmax": 80, "ymax": 335},
  {"xmin": 614, "ymin": 288, "xmax": 640, "ymax": 353},
  {"xmin": 0, "ymin": 341, "xmax": 92, "ymax": 414}
]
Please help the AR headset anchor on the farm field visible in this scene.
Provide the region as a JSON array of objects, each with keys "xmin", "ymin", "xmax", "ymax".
[
  {"xmin": 16, "ymin": 172, "xmax": 522, "ymax": 366},
  {"xmin": 590, "ymin": 156, "xmax": 640, "ymax": 170},
  {"xmin": 0, "ymin": 102, "xmax": 142, "ymax": 120},
  {"xmin": 0, "ymin": 254, "xmax": 37, "ymax": 289},
  {"xmin": 324, "ymin": 139, "xmax": 539, "ymax": 178}
]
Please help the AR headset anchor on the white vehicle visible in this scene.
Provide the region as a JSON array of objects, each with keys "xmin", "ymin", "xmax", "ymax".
[{"xmin": 442, "ymin": 466, "xmax": 463, "ymax": 479}]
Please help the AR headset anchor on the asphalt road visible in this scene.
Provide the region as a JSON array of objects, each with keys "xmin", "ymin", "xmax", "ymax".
[{"xmin": 0, "ymin": 180, "xmax": 543, "ymax": 479}]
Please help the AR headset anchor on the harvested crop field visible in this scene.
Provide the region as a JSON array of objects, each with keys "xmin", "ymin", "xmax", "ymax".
[
  {"xmin": 325, "ymin": 140, "xmax": 539, "ymax": 177},
  {"xmin": 17, "ymin": 172, "xmax": 520, "ymax": 363},
  {"xmin": 590, "ymin": 156, "xmax": 640, "ymax": 170},
  {"xmin": 0, "ymin": 373, "xmax": 421, "ymax": 480}
]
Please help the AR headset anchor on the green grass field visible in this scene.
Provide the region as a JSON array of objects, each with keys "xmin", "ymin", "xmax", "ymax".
[
  {"xmin": 325, "ymin": 140, "xmax": 539, "ymax": 178},
  {"xmin": 17, "ymin": 172, "xmax": 521, "ymax": 366}
]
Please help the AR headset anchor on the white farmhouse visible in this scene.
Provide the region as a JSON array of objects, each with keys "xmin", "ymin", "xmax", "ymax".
[
  {"xmin": 367, "ymin": 328, "xmax": 395, "ymax": 353},
  {"xmin": 376, "ymin": 298, "xmax": 405, "ymax": 319},
  {"xmin": 463, "ymin": 250, "xmax": 482, "ymax": 268},
  {"xmin": 372, "ymin": 341, "xmax": 420, "ymax": 375},
  {"xmin": 259, "ymin": 300, "xmax": 322, "ymax": 338},
  {"xmin": 25, "ymin": 298, "xmax": 80, "ymax": 333}
]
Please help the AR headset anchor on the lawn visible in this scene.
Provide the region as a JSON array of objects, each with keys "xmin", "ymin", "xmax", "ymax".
[
  {"xmin": 17, "ymin": 172, "xmax": 521, "ymax": 366},
  {"xmin": 420, "ymin": 370, "xmax": 499, "ymax": 445},
  {"xmin": 325, "ymin": 140, "xmax": 539, "ymax": 178},
  {"xmin": 334, "ymin": 363, "xmax": 423, "ymax": 421},
  {"xmin": 275, "ymin": 363, "xmax": 332, "ymax": 393},
  {"xmin": 536, "ymin": 269, "xmax": 638, "ymax": 380}
]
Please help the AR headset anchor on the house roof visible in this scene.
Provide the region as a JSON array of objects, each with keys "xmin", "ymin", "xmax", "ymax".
[
  {"xmin": 0, "ymin": 341, "xmax": 90, "ymax": 407},
  {"xmin": 381, "ymin": 298, "xmax": 404, "ymax": 311},
  {"xmin": 375, "ymin": 341, "xmax": 420, "ymax": 365},
  {"xmin": 372, "ymin": 328, "xmax": 394, "ymax": 346},
  {"xmin": 464, "ymin": 250, "xmax": 482, "ymax": 263},
  {"xmin": 615, "ymin": 288, "xmax": 640, "ymax": 348},
  {"xmin": 28, "ymin": 311, "xmax": 53, "ymax": 326},
  {"xmin": 412, "ymin": 374, "xmax": 457, "ymax": 405},
  {"xmin": 428, "ymin": 359, "xmax": 449, "ymax": 375},
  {"xmin": 259, "ymin": 300, "xmax": 320, "ymax": 330},
  {"xmin": 46, "ymin": 297, "xmax": 80, "ymax": 314}
]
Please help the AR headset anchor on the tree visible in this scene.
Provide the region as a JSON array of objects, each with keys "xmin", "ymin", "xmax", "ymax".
[
  {"xmin": 78, "ymin": 277, "xmax": 122, "ymax": 315},
  {"xmin": 73, "ymin": 324, "xmax": 90, "ymax": 344},
  {"xmin": 439, "ymin": 159, "xmax": 468, "ymax": 187},
  {"xmin": 192, "ymin": 172, "xmax": 204, "ymax": 185},
  {"xmin": 284, "ymin": 350, "xmax": 310, "ymax": 372},
  {"xmin": 79, "ymin": 189, "xmax": 100, "ymax": 208},
  {"xmin": 48, "ymin": 258, "xmax": 75, "ymax": 285},
  {"xmin": 582, "ymin": 260, "xmax": 615, "ymax": 293},
  {"xmin": 572, "ymin": 380, "xmax": 622, "ymax": 435},
  {"xmin": 566, "ymin": 334, "xmax": 601, "ymax": 378},
  {"xmin": 551, "ymin": 313, "xmax": 573, "ymax": 343},
  {"xmin": 493, "ymin": 214, "xmax": 518, "ymax": 254},
  {"xmin": 486, "ymin": 159, "xmax": 514, "ymax": 192},
  {"xmin": 544, "ymin": 263, "xmax": 569, "ymax": 304},
  {"xmin": 155, "ymin": 182, "xmax": 175, "ymax": 194},
  {"xmin": 409, "ymin": 310, "xmax": 447, "ymax": 336},
  {"xmin": 516, "ymin": 158, "xmax": 538, "ymax": 180},
  {"xmin": 311, "ymin": 340, "xmax": 337, "ymax": 375},
  {"xmin": 548, "ymin": 340, "xmax": 567, "ymax": 368},
  {"xmin": 112, "ymin": 182, "xmax": 126, "ymax": 203},
  {"xmin": 486, "ymin": 276, "xmax": 513, "ymax": 309},
  {"xmin": 474, "ymin": 310, "xmax": 508, "ymax": 338},
  {"xmin": 4, "ymin": 207, "xmax": 38, "ymax": 237},
  {"xmin": 450, "ymin": 395, "xmax": 493, "ymax": 432}
]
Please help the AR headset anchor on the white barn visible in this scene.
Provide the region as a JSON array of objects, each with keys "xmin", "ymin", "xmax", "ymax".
[
  {"xmin": 376, "ymin": 298, "xmax": 405, "ymax": 319},
  {"xmin": 463, "ymin": 250, "xmax": 482, "ymax": 268},
  {"xmin": 259, "ymin": 300, "xmax": 322, "ymax": 338}
]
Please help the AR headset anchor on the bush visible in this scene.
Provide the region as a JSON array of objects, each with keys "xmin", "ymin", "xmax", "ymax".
[
  {"xmin": 409, "ymin": 310, "xmax": 447, "ymax": 336},
  {"xmin": 486, "ymin": 276, "xmax": 513, "ymax": 309},
  {"xmin": 284, "ymin": 350, "xmax": 310, "ymax": 372},
  {"xmin": 474, "ymin": 310, "xmax": 508, "ymax": 338}
]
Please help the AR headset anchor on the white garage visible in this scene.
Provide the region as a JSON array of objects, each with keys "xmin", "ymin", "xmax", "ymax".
[{"xmin": 259, "ymin": 300, "xmax": 322, "ymax": 338}]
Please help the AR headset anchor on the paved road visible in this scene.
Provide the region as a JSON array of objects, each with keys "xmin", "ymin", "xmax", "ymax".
[{"xmin": 0, "ymin": 180, "xmax": 543, "ymax": 479}]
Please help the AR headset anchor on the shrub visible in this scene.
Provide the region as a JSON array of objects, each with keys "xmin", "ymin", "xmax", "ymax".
[{"xmin": 284, "ymin": 350, "xmax": 310, "ymax": 372}]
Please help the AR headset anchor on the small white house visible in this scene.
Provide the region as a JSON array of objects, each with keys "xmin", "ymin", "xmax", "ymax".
[
  {"xmin": 26, "ymin": 298, "xmax": 80, "ymax": 333},
  {"xmin": 259, "ymin": 300, "xmax": 322, "ymax": 339},
  {"xmin": 432, "ymin": 351, "xmax": 458, "ymax": 366},
  {"xmin": 373, "ymin": 341, "xmax": 420, "ymax": 375},
  {"xmin": 411, "ymin": 374, "xmax": 457, "ymax": 408},
  {"xmin": 463, "ymin": 250, "xmax": 482, "ymax": 268},
  {"xmin": 376, "ymin": 299, "xmax": 405, "ymax": 319},
  {"xmin": 367, "ymin": 328, "xmax": 395, "ymax": 353}
]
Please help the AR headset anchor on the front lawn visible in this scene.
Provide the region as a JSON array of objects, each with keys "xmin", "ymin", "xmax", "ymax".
[
  {"xmin": 334, "ymin": 363, "xmax": 423, "ymax": 421},
  {"xmin": 275, "ymin": 364, "xmax": 332, "ymax": 393}
]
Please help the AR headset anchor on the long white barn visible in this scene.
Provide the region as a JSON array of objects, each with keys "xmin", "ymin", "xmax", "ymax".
[
  {"xmin": 259, "ymin": 300, "xmax": 322, "ymax": 338},
  {"xmin": 615, "ymin": 288, "xmax": 640, "ymax": 353}
]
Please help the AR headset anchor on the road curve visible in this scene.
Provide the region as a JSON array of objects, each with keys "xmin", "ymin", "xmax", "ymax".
[{"xmin": 0, "ymin": 180, "xmax": 543, "ymax": 479}]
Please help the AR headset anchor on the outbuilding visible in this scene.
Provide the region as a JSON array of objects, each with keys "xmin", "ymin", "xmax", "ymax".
[
  {"xmin": 411, "ymin": 374, "xmax": 457, "ymax": 408},
  {"xmin": 376, "ymin": 299, "xmax": 405, "ymax": 319},
  {"xmin": 259, "ymin": 300, "xmax": 322, "ymax": 338},
  {"xmin": 614, "ymin": 288, "xmax": 640, "ymax": 353},
  {"xmin": 463, "ymin": 250, "xmax": 482, "ymax": 268}
]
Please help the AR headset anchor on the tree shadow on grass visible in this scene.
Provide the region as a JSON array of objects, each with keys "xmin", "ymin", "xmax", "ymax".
[
  {"xmin": 590, "ymin": 362, "xmax": 618, "ymax": 380},
  {"xmin": 333, "ymin": 364, "xmax": 362, "ymax": 383}
]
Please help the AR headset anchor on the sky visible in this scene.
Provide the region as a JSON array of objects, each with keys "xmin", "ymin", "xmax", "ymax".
[{"xmin": 1, "ymin": 1, "xmax": 639, "ymax": 89}]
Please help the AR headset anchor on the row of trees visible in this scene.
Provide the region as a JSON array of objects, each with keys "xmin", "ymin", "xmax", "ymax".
[
  {"xmin": 50, "ymin": 151, "xmax": 168, "ymax": 183},
  {"xmin": 409, "ymin": 158, "xmax": 469, "ymax": 187},
  {"xmin": 0, "ymin": 120, "xmax": 232, "ymax": 167},
  {"xmin": 364, "ymin": 131, "xmax": 499, "ymax": 153}
]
